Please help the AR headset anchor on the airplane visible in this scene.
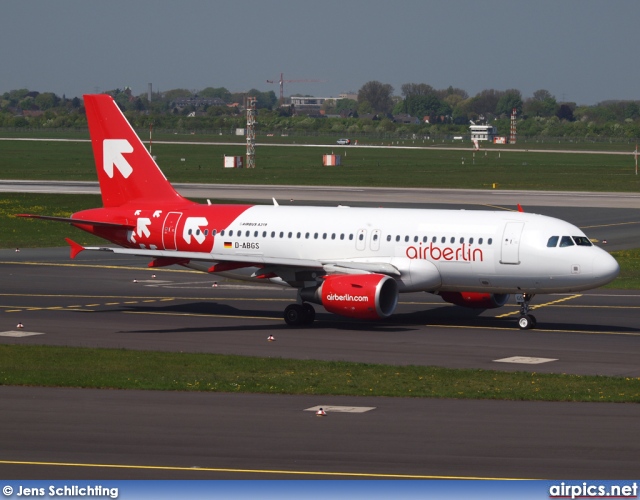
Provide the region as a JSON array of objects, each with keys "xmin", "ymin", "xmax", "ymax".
[{"xmin": 18, "ymin": 94, "xmax": 620, "ymax": 330}]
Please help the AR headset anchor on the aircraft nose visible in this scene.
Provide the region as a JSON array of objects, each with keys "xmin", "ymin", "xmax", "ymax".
[{"xmin": 592, "ymin": 251, "xmax": 620, "ymax": 285}]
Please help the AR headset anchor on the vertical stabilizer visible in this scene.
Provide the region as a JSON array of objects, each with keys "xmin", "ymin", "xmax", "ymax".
[{"xmin": 84, "ymin": 94, "xmax": 190, "ymax": 208}]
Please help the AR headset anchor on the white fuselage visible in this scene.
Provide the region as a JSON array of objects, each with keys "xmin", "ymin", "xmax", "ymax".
[{"xmin": 188, "ymin": 205, "xmax": 619, "ymax": 295}]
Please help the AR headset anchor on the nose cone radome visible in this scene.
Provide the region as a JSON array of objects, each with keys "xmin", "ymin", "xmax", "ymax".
[{"xmin": 592, "ymin": 251, "xmax": 620, "ymax": 287}]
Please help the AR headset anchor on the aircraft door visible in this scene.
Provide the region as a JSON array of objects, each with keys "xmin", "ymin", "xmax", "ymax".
[
  {"xmin": 501, "ymin": 221, "xmax": 524, "ymax": 264},
  {"xmin": 162, "ymin": 212, "xmax": 182, "ymax": 250},
  {"xmin": 356, "ymin": 229, "xmax": 367, "ymax": 251}
]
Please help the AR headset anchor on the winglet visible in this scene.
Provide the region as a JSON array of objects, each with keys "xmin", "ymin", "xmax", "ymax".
[
  {"xmin": 65, "ymin": 238, "xmax": 85, "ymax": 259},
  {"xmin": 517, "ymin": 203, "xmax": 524, "ymax": 213}
]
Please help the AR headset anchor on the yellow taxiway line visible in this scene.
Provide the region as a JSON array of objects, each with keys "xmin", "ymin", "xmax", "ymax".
[
  {"xmin": 495, "ymin": 294, "xmax": 583, "ymax": 318},
  {"xmin": 0, "ymin": 459, "xmax": 531, "ymax": 480}
]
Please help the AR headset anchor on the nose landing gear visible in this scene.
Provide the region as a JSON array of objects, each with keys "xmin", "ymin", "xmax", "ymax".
[{"xmin": 516, "ymin": 293, "xmax": 537, "ymax": 330}]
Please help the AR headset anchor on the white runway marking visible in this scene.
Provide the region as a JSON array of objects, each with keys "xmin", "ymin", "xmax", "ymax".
[
  {"xmin": 305, "ymin": 405, "xmax": 376, "ymax": 413},
  {"xmin": 0, "ymin": 330, "xmax": 46, "ymax": 337},
  {"xmin": 493, "ymin": 356, "xmax": 558, "ymax": 365}
]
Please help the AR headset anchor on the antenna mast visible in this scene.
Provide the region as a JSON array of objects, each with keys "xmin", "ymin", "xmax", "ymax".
[
  {"xmin": 510, "ymin": 108, "xmax": 517, "ymax": 144},
  {"xmin": 246, "ymin": 96, "xmax": 256, "ymax": 169}
]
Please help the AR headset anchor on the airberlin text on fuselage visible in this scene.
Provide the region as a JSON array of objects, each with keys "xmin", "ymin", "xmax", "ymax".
[{"xmin": 406, "ymin": 242, "xmax": 484, "ymax": 262}]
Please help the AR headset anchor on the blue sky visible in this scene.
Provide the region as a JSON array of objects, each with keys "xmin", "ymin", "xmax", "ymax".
[{"xmin": 2, "ymin": 0, "xmax": 638, "ymax": 105}]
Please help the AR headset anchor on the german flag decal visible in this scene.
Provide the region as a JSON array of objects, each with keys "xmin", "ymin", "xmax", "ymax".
[{"xmin": 224, "ymin": 242, "xmax": 232, "ymax": 249}]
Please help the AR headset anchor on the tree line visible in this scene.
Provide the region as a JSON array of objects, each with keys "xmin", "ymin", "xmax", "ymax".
[{"xmin": 2, "ymin": 83, "xmax": 640, "ymax": 140}]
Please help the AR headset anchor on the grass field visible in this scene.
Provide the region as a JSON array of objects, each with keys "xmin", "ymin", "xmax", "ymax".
[
  {"xmin": 1, "ymin": 138, "xmax": 639, "ymax": 191},
  {"xmin": 1, "ymin": 345, "xmax": 638, "ymax": 403}
]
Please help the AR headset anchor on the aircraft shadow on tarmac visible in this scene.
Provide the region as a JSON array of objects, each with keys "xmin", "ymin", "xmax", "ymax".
[{"xmin": 95, "ymin": 300, "xmax": 638, "ymax": 336}]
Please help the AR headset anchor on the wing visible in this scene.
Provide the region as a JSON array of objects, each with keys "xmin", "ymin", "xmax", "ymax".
[{"xmin": 65, "ymin": 239, "xmax": 401, "ymax": 284}]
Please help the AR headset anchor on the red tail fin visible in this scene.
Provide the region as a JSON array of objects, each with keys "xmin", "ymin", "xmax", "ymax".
[{"xmin": 84, "ymin": 94, "xmax": 189, "ymax": 208}]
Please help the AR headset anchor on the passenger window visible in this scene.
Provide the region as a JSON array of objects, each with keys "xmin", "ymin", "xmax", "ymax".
[
  {"xmin": 314, "ymin": 233, "xmax": 318, "ymax": 239},
  {"xmin": 547, "ymin": 236, "xmax": 559, "ymax": 247},
  {"xmin": 213, "ymin": 229, "xmax": 217, "ymax": 236},
  {"xmin": 340, "ymin": 234, "xmax": 345, "ymax": 240},
  {"xmin": 560, "ymin": 236, "xmax": 574, "ymax": 247},
  {"xmin": 460, "ymin": 237, "xmax": 464, "ymax": 244},
  {"xmin": 441, "ymin": 237, "xmax": 446, "ymax": 243},
  {"xmin": 359, "ymin": 234, "xmax": 364, "ymax": 241},
  {"xmin": 220, "ymin": 230, "xmax": 225, "ymax": 236},
  {"xmin": 373, "ymin": 234, "xmax": 378, "ymax": 241},
  {"xmin": 271, "ymin": 231, "xmax": 275, "ymax": 238},
  {"xmin": 322, "ymin": 233, "xmax": 327, "ymax": 239},
  {"xmin": 432, "ymin": 236, "xmax": 437, "ymax": 243},
  {"xmin": 479, "ymin": 238, "xmax": 483, "ymax": 244},
  {"xmin": 573, "ymin": 236, "xmax": 592, "ymax": 247},
  {"xmin": 279, "ymin": 232, "xmax": 284, "ymax": 238},
  {"xmin": 287, "ymin": 232, "xmax": 292, "ymax": 238},
  {"xmin": 305, "ymin": 232, "xmax": 310, "ymax": 239},
  {"xmin": 488, "ymin": 238, "xmax": 493, "ymax": 245},
  {"xmin": 349, "ymin": 234, "xmax": 354, "ymax": 240},
  {"xmin": 254, "ymin": 231, "xmax": 258, "ymax": 237},
  {"xmin": 469, "ymin": 237, "xmax": 474, "ymax": 244},
  {"xmin": 414, "ymin": 236, "xmax": 418, "ymax": 243},
  {"xmin": 387, "ymin": 235, "xmax": 391, "ymax": 242},
  {"xmin": 246, "ymin": 231, "xmax": 250, "ymax": 237},
  {"xmin": 262, "ymin": 231, "xmax": 267, "ymax": 237},
  {"xmin": 423, "ymin": 236, "xmax": 428, "ymax": 243},
  {"xmin": 405, "ymin": 236, "xmax": 409, "ymax": 242},
  {"xmin": 296, "ymin": 232, "xmax": 301, "ymax": 238},
  {"xmin": 396, "ymin": 235, "xmax": 400, "ymax": 242},
  {"xmin": 450, "ymin": 237, "xmax": 455, "ymax": 244},
  {"xmin": 331, "ymin": 234, "xmax": 336, "ymax": 240},
  {"xmin": 229, "ymin": 230, "xmax": 234, "ymax": 236}
]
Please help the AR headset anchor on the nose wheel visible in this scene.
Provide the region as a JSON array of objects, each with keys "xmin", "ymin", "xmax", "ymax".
[
  {"xmin": 518, "ymin": 314, "xmax": 537, "ymax": 330},
  {"xmin": 516, "ymin": 293, "xmax": 537, "ymax": 330}
]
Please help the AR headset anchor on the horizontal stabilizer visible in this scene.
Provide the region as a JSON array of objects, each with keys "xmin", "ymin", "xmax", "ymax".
[
  {"xmin": 16, "ymin": 214, "xmax": 135, "ymax": 229},
  {"xmin": 65, "ymin": 238, "xmax": 86, "ymax": 259}
]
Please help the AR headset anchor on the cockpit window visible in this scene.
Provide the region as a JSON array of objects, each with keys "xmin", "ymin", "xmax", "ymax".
[
  {"xmin": 559, "ymin": 236, "xmax": 574, "ymax": 247},
  {"xmin": 573, "ymin": 236, "xmax": 592, "ymax": 247},
  {"xmin": 547, "ymin": 236, "xmax": 559, "ymax": 247}
]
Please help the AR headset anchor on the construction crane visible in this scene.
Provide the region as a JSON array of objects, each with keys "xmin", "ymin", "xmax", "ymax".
[{"xmin": 266, "ymin": 72, "xmax": 325, "ymax": 103}]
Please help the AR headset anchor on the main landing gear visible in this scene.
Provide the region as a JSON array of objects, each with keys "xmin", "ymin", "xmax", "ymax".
[
  {"xmin": 284, "ymin": 303, "xmax": 316, "ymax": 326},
  {"xmin": 516, "ymin": 293, "xmax": 537, "ymax": 330}
]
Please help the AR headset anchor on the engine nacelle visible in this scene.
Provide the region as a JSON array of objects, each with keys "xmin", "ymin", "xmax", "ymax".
[
  {"xmin": 438, "ymin": 291, "xmax": 510, "ymax": 309},
  {"xmin": 301, "ymin": 273, "xmax": 399, "ymax": 320}
]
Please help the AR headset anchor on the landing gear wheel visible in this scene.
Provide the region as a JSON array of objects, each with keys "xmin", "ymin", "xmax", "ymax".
[
  {"xmin": 516, "ymin": 293, "xmax": 537, "ymax": 330},
  {"xmin": 518, "ymin": 314, "xmax": 536, "ymax": 330},
  {"xmin": 302, "ymin": 303, "xmax": 316, "ymax": 325},
  {"xmin": 284, "ymin": 304, "xmax": 304, "ymax": 326},
  {"xmin": 284, "ymin": 303, "xmax": 315, "ymax": 326}
]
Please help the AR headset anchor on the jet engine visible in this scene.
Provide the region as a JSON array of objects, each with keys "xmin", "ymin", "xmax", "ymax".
[
  {"xmin": 301, "ymin": 273, "xmax": 399, "ymax": 320},
  {"xmin": 438, "ymin": 291, "xmax": 510, "ymax": 309}
]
